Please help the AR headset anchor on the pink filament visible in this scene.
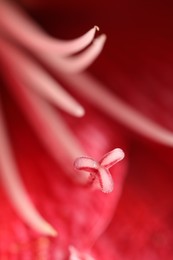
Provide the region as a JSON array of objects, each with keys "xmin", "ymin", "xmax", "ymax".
[
  {"xmin": 66, "ymin": 73, "xmax": 173, "ymax": 147},
  {"xmin": 97, "ymin": 167, "xmax": 114, "ymax": 193},
  {"xmin": 4, "ymin": 74, "xmax": 85, "ymax": 175},
  {"xmin": 0, "ymin": 38, "xmax": 85, "ymax": 117},
  {"xmin": 0, "ymin": 1, "xmax": 98, "ymax": 55},
  {"xmin": 1, "ymin": 46, "xmax": 93, "ymax": 185},
  {"xmin": 36, "ymin": 34, "xmax": 107, "ymax": 74},
  {"xmin": 0, "ymin": 99, "xmax": 57, "ymax": 236}
]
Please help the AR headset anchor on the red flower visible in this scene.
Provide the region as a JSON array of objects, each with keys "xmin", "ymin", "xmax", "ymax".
[{"xmin": 1, "ymin": 0, "xmax": 173, "ymax": 259}]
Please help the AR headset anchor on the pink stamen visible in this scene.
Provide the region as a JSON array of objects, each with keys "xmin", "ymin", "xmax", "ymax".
[
  {"xmin": 0, "ymin": 38, "xmax": 84, "ymax": 117},
  {"xmin": 0, "ymin": 99, "xmax": 57, "ymax": 237},
  {"xmin": 65, "ymin": 72, "xmax": 173, "ymax": 147},
  {"xmin": 74, "ymin": 148, "xmax": 125, "ymax": 193},
  {"xmin": 36, "ymin": 34, "xmax": 107, "ymax": 74},
  {"xmin": 0, "ymin": 1, "xmax": 98, "ymax": 55},
  {"xmin": 5, "ymin": 77, "xmax": 84, "ymax": 173},
  {"xmin": 1, "ymin": 51, "xmax": 89, "ymax": 183}
]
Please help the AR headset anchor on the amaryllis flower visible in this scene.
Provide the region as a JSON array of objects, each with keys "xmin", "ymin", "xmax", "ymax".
[
  {"xmin": 1, "ymin": 0, "xmax": 173, "ymax": 259},
  {"xmin": 0, "ymin": 0, "xmax": 126, "ymax": 259}
]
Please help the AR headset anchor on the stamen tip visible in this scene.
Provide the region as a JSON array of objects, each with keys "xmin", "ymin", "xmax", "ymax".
[
  {"xmin": 94, "ymin": 25, "xmax": 100, "ymax": 31},
  {"xmin": 44, "ymin": 223, "xmax": 58, "ymax": 237},
  {"xmin": 100, "ymin": 34, "xmax": 107, "ymax": 42},
  {"xmin": 75, "ymin": 106, "xmax": 85, "ymax": 117}
]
